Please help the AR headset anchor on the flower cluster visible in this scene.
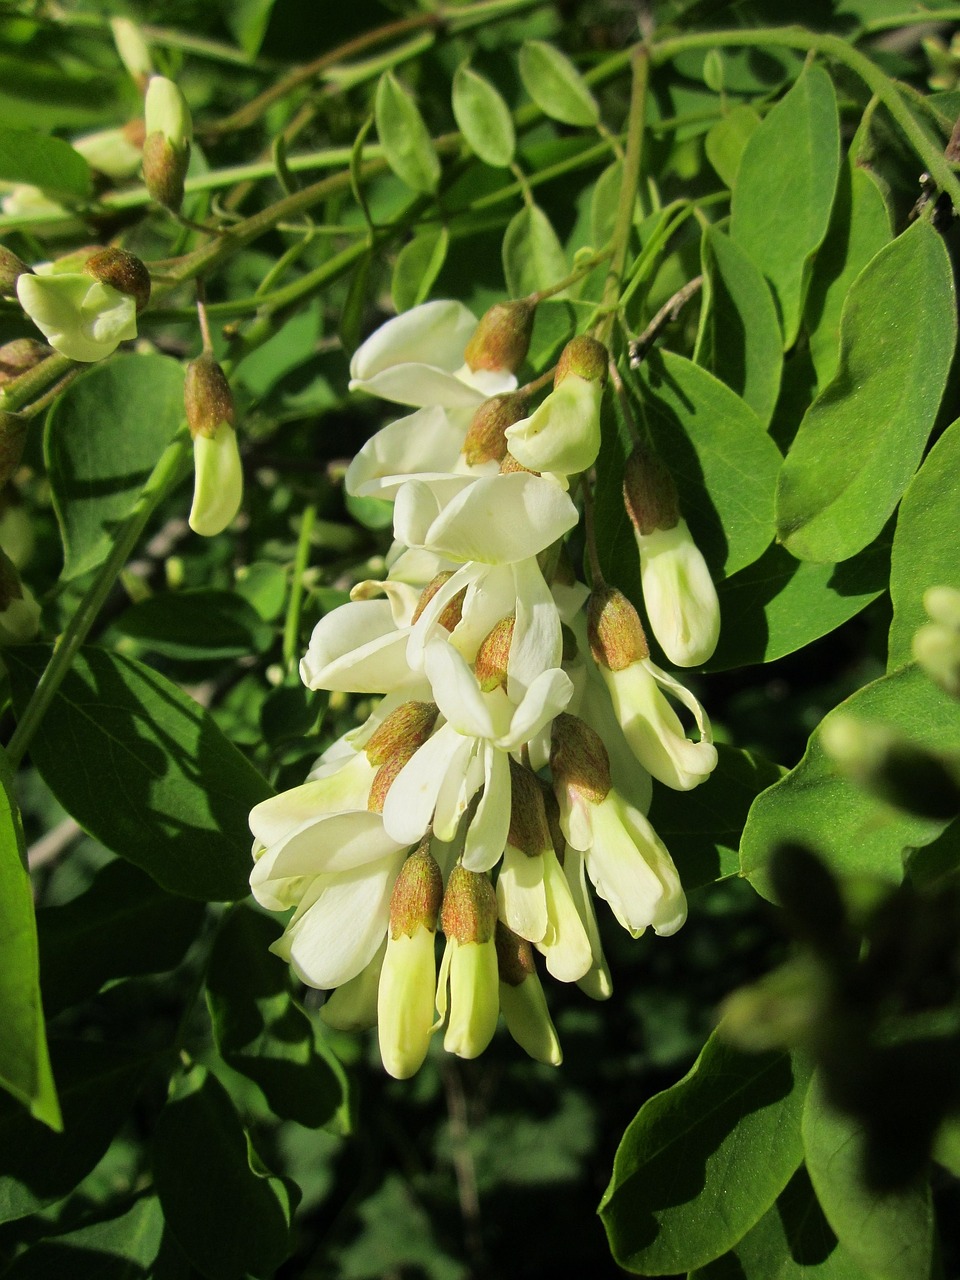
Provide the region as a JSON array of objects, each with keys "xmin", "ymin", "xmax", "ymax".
[{"xmin": 250, "ymin": 298, "xmax": 722, "ymax": 1076}]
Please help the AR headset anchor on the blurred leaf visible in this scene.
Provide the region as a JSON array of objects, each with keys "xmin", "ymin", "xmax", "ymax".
[
  {"xmin": 452, "ymin": 63, "xmax": 515, "ymax": 167},
  {"xmin": 6, "ymin": 646, "xmax": 273, "ymax": 902},
  {"xmin": 233, "ymin": 303, "xmax": 321, "ymax": 399},
  {"xmin": 206, "ymin": 906, "xmax": 346, "ymax": 1129},
  {"xmin": 218, "ymin": 0, "xmax": 277, "ymax": 57},
  {"xmin": 802, "ymin": 1072, "xmax": 934, "ymax": 1280},
  {"xmin": 705, "ymin": 534, "xmax": 890, "ymax": 672},
  {"xmin": 114, "ymin": 589, "xmax": 274, "ymax": 661},
  {"xmin": 0, "ymin": 125, "xmax": 91, "ymax": 198},
  {"xmin": 234, "ymin": 561, "xmax": 288, "ymax": 623},
  {"xmin": 45, "ymin": 355, "xmax": 185, "ymax": 582},
  {"xmin": 730, "ymin": 63, "xmax": 840, "ymax": 347},
  {"xmin": 740, "ymin": 665, "xmax": 960, "ymax": 900},
  {"xmin": 691, "ymin": 1165, "xmax": 868, "ymax": 1279},
  {"xmin": 375, "ymin": 71, "xmax": 440, "ymax": 194},
  {"xmin": 391, "ymin": 225, "xmax": 449, "ymax": 313},
  {"xmin": 695, "ymin": 225, "xmax": 782, "ymax": 426},
  {"xmin": 518, "ymin": 40, "xmax": 599, "ymax": 127},
  {"xmin": 151, "ymin": 1065, "xmax": 297, "ymax": 1280},
  {"xmin": 887, "ymin": 417, "xmax": 960, "ymax": 671},
  {"xmin": 649, "ymin": 745, "xmax": 784, "ymax": 890},
  {"xmin": 704, "ymin": 104, "xmax": 761, "ymax": 188},
  {"xmin": 502, "ymin": 203, "xmax": 567, "ymax": 296},
  {"xmin": 38, "ymin": 860, "xmax": 205, "ymax": 1018},
  {"xmin": 600, "ymin": 1034, "xmax": 809, "ymax": 1274},
  {"xmin": 589, "ymin": 159, "xmax": 623, "ymax": 249},
  {"xmin": 0, "ymin": 1039, "xmax": 152, "ymax": 1224},
  {"xmin": 0, "ymin": 746, "xmax": 59, "ymax": 1128},
  {"xmin": 777, "ymin": 218, "xmax": 955, "ymax": 564},
  {"xmin": 3, "ymin": 1194, "xmax": 165, "ymax": 1279}
]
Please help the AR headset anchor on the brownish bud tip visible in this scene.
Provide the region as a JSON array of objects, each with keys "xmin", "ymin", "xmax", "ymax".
[
  {"xmin": 587, "ymin": 584, "xmax": 648, "ymax": 670},
  {"xmin": 463, "ymin": 299, "xmax": 535, "ymax": 374},
  {"xmin": 185, "ymin": 353, "xmax": 235, "ymax": 440},
  {"xmin": 123, "ymin": 118, "xmax": 147, "ymax": 149},
  {"xmin": 411, "ymin": 572, "xmax": 466, "ymax": 630},
  {"xmin": 84, "ymin": 247, "xmax": 151, "ymax": 312},
  {"xmin": 462, "ymin": 393, "xmax": 526, "ymax": 466},
  {"xmin": 495, "ymin": 920, "xmax": 537, "ymax": 986},
  {"xmin": 474, "ymin": 615, "xmax": 515, "ymax": 692},
  {"xmin": 623, "ymin": 444, "xmax": 680, "ymax": 536},
  {"xmin": 0, "ymin": 246, "xmax": 30, "ymax": 298},
  {"xmin": 389, "ymin": 840, "xmax": 444, "ymax": 938},
  {"xmin": 142, "ymin": 130, "xmax": 189, "ymax": 211},
  {"xmin": 550, "ymin": 712, "xmax": 612, "ymax": 805},
  {"xmin": 508, "ymin": 758, "xmax": 552, "ymax": 856},
  {"xmin": 555, "ymin": 335, "xmax": 608, "ymax": 386},
  {"xmin": 441, "ymin": 865, "xmax": 498, "ymax": 944},
  {"xmin": 0, "ymin": 339, "xmax": 51, "ymax": 385},
  {"xmin": 365, "ymin": 700, "xmax": 439, "ymax": 766},
  {"xmin": 499, "ymin": 450, "xmax": 539, "ymax": 476}
]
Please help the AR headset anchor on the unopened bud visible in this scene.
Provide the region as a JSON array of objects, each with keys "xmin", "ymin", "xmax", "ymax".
[
  {"xmin": 913, "ymin": 622, "xmax": 960, "ymax": 699},
  {"xmin": 185, "ymin": 354, "xmax": 235, "ymax": 440},
  {"xmin": 462, "ymin": 393, "xmax": 527, "ymax": 466},
  {"xmin": 0, "ymin": 246, "xmax": 29, "ymax": 298},
  {"xmin": 555, "ymin": 334, "xmax": 608, "ymax": 386},
  {"xmin": 463, "ymin": 299, "xmax": 535, "ymax": 374},
  {"xmin": 821, "ymin": 714, "xmax": 960, "ymax": 822},
  {"xmin": 587, "ymin": 584, "xmax": 649, "ymax": 670},
  {"xmin": 550, "ymin": 712, "xmax": 611, "ymax": 805},
  {"xmin": 84, "ymin": 247, "xmax": 151, "ymax": 313},
  {"xmin": 495, "ymin": 920, "xmax": 562, "ymax": 1065},
  {"xmin": 474, "ymin": 615, "xmax": 515, "ymax": 691},
  {"xmin": 0, "ymin": 412, "xmax": 28, "ymax": 488},
  {"xmin": 0, "ymin": 339, "xmax": 50, "ymax": 385},
  {"xmin": 507, "ymin": 758, "xmax": 551, "ymax": 855},
  {"xmin": 441, "ymin": 865, "xmax": 498, "ymax": 944},
  {"xmin": 143, "ymin": 76, "xmax": 192, "ymax": 211},
  {"xmin": 924, "ymin": 585, "xmax": 960, "ymax": 631},
  {"xmin": 495, "ymin": 920, "xmax": 536, "ymax": 986},
  {"xmin": 623, "ymin": 444, "xmax": 680, "ymax": 535},
  {"xmin": 411, "ymin": 572, "xmax": 466, "ymax": 630},
  {"xmin": 365, "ymin": 700, "xmax": 439, "ymax": 766},
  {"xmin": 389, "ymin": 840, "xmax": 443, "ymax": 939},
  {"xmin": 111, "ymin": 17, "xmax": 153, "ymax": 89}
]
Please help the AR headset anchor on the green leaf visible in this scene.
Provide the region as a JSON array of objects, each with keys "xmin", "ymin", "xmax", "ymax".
[
  {"xmin": 234, "ymin": 561, "xmax": 288, "ymax": 623},
  {"xmin": 740, "ymin": 665, "xmax": 960, "ymax": 901},
  {"xmin": 517, "ymin": 39, "xmax": 599, "ymax": 127},
  {"xmin": 205, "ymin": 906, "xmax": 347, "ymax": 1130},
  {"xmin": 802, "ymin": 1073, "xmax": 934, "ymax": 1280},
  {"xmin": 113, "ymin": 589, "xmax": 274, "ymax": 661},
  {"xmin": 0, "ymin": 125, "xmax": 91, "ymax": 199},
  {"xmin": 3, "ymin": 1195, "xmax": 165, "ymax": 1279},
  {"xmin": 776, "ymin": 219, "xmax": 956, "ymax": 563},
  {"xmin": 599, "ymin": 1034, "xmax": 810, "ymax": 1274},
  {"xmin": 38, "ymin": 860, "xmax": 205, "ymax": 1017},
  {"xmin": 391, "ymin": 224, "xmax": 449, "ymax": 313},
  {"xmin": 374, "ymin": 71, "xmax": 440, "ymax": 194},
  {"xmin": 233, "ymin": 302, "xmax": 322, "ymax": 399},
  {"xmin": 152, "ymin": 1065, "xmax": 296, "ymax": 1280},
  {"xmin": 704, "ymin": 104, "xmax": 760, "ymax": 189},
  {"xmin": 502, "ymin": 203, "xmax": 567, "ymax": 297},
  {"xmin": 218, "ymin": 0, "xmax": 276, "ymax": 57},
  {"xmin": 590, "ymin": 159, "xmax": 623, "ymax": 249},
  {"xmin": 5, "ymin": 646, "xmax": 273, "ymax": 902},
  {"xmin": 452, "ymin": 63, "xmax": 515, "ymax": 167},
  {"xmin": 45, "ymin": 354, "xmax": 186, "ymax": 582},
  {"xmin": 695, "ymin": 225, "xmax": 783, "ymax": 426},
  {"xmin": 0, "ymin": 747, "xmax": 59, "ymax": 1129},
  {"xmin": 887, "ymin": 417, "xmax": 960, "ymax": 671},
  {"xmin": 705, "ymin": 535, "xmax": 890, "ymax": 672},
  {"xmin": 0, "ymin": 1039, "xmax": 151, "ymax": 1224},
  {"xmin": 730, "ymin": 63, "xmax": 840, "ymax": 348},
  {"xmin": 692, "ymin": 1165, "xmax": 869, "ymax": 1279},
  {"xmin": 649, "ymin": 745, "xmax": 783, "ymax": 890}
]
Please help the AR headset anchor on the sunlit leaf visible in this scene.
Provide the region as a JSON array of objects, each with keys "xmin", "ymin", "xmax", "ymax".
[
  {"xmin": 375, "ymin": 71, "xmax": 440, "ymax": 194},
  {"xmin": 518, "ymin": 40, "xmax": 599, "ymax": 127}
]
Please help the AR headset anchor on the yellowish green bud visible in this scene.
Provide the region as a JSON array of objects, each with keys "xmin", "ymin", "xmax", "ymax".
[
  {"xmin": 550, "ymin": 712, "xmax": 612, "ymax": 806},
  {"xmin": 623, "ymin": 443, "xmax": 680, "ymax": 535},
  {"xmin": 441, "ymin": 865, "xmax": 498, "ymax": 945},
  {"xmin": 463, "ymin": 298, "xmax": 535, "ymax": 374},
  {"xmin": 84, "ymin": 247, "xmax": 151, "ymax": 313},
  {"xmin": 143, "ymin": 76, "xmax": 192, "ymax": 212},
  {"xmin": 184, "ymin": 354, "xmax": 235, "ymax": 440},
  {"xmin": 555, "ymin": 334, "xmax": 608, "ymax": 386},
  {"xmin": 474, "ymin": 614, "xmax": 515, "ymax": 692},
  {"xmin": 110, "ymin": 17, "xmax": 153, "ymax": 89},
  {"xmin": 461, "ymin": 393, "xmax": 527, "ymax": 466},
  {"xmin": 496, "ymin": 922, "xmax": 562, "ymax": 1066},
  {"xmin": 587, "ymin": 584, "xmax": 649, "ymax": 670}
]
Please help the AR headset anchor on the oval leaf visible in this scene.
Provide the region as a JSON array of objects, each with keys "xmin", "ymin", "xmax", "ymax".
[
  {"xmin": 730, "ymin": 63, "xmax": 840, "ymax": 348},
  {"xmin": 5, "ymin": 646, "xmax": 273, "ymax": 902},
  {"xmin": 776, "ymin": 218, "xmax": 956, "ymax": 564},
  {"xmin": 600, "ymin": 1033, "xmax": 809, "ymax": 1274},
  {"xmin": 705, "ymin": 104, "xmax": 761, "ymax": 189},
  {"xmin": 45, "ymin": 354, "xmax": 186, "ymax": 582},
  {"xmin": 0, "ymin": 126, "xmax": 91, "ymax": 199},
  {"xmin": 375, "ymin": 70, "xmax": 440, "ymax": 194},
  {"xmin": 518, "ymin": 40, "xmax": 599, "ymax": 127},
  {"xmin": 391, "ymin": 224, "xmax": 449, "ymax": 314},
  {"xmin": 113, "ymin": 589, "xmax": 274, "ymax": 661},
  {"xmin": 502, "ymin": 203, "xmax": 567, "ymax": 297},
  {"xmin": 452, "ymin": 63, "xmax": 515, "ymax": 167}
]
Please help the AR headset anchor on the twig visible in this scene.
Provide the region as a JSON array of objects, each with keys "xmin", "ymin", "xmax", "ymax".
[
  {"xmin": 441, "ymin": 1061, "xmax": 486, "ymax": 1279},
  {"xmin": 628, "ymin": 274, "xmax": 703, "ymax": 366}
]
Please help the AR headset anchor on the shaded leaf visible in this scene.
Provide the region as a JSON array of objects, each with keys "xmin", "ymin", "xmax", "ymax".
[
  {"xmin": 705, "ymin": 104, "xmax": 760, "ymax": 188},
  {"xmin": 502, "ymin": 203, "xmax": 567, "ymax": 296},
  {"xmin": 391, "ymin": 225, "xmax": 449, "ymax": 313},
  {"xmin": 452, "ymin": 63, "xmax": 515, "ymax": 167},
  {"xmin": 375, "ymin": 71, "xmax": 440, "ymax": 194},
  {"xmin": 113, "ymin": 589, "xmax": 274, "ymax": 662},
  {"xmin": 3, "ymin": 1195, "xmax": 165, "ymax": 1279},
  {"xmin": 518, "ymin": 40, "xmax": 598, "ymax": 127},
  {"xmin": 0, "ymin": 125, "xmax": 91, "ymax": 199}
]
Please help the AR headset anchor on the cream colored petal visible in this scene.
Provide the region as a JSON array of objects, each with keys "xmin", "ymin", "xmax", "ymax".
[
  {"xmin": 350, "ymin": 300, "xmax": 477, "ymax": 383},
  {"xmin": 496, "ymin": 844, "xmax": 548, "ymax": 943},
  {"xmin": 637, "ymin": 520, "xmax": 720, "ymax": 667},
  {"xmin": 189, "ymin": 424, "xmax": 243, "ymax": 537},
  {"xmin": 378, "ymin": 928, "xmax": 438, "ymax": 1078},
  {"xmin": 346, "ymin": 405, "xmax": 471, "ymax": 499}
]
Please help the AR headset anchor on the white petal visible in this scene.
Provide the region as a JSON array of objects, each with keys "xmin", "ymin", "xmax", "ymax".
[
  {"xmin": 587, "ymin": 791, "xmax": 687, "ymax": 937},
  {"xmin": 563, "ymin": 845, "xmax": 612, "ymax": 1000},
  {"xmin": 423, "ymin": 637, "xmax": 496, "ymax": 739},
  {"xmin": 189, "ymin": 425, "xmax": 243, "ymax": 537},
  {"xmin": 416, "ymin": 473, "xmax": 579, "ymax": 564},
  {"xmin": 432, "ymin": 735, "xmax": 483, "ymax": 841},
  {"xmin": 346, "ymin": 405, "xmax": 471, "ymax": 499},
  {"xmin": 350, "ymin": 300, "xmax": 478, "ymax": 384},
  {"xmin": 504, "ymin": 375, "xmax": 602, "ymax": 476},
  {"xmin": 462, "ymin": 744, "xmax": 511, "ymax": 872},
  {"xmin": 498, "ymin": 666, "xmax": 573, "ymax": 751},
  {"xmin": 299, "ymin": 600, "xmax": 416, "ymax": 694},
  {"xmin": 263, "ymin": 810, "xmax": 408, "ymax": 879},
  {"xmin": 496, "ymin": 845, "xmax": 548, "ymax": 943},
  {"xmin": 602, "ymin": 660, "xmax": 717, "ymax": 791},
  {"xmin": 537, "ymin": 848, "xmax": 593, "ymax": 982},
  {"xmin": 507, "ymin": 559, "xmax": 562, "ymax": 703},
  {"xmin": 382, "ymin": 722, "xmax": 459, "ymax": 845},
  {"xmin": 353, "ymin": 363, "xmax": 490, "ymax": 409},
  {"xmin": 249, "ymin": 754, "xmax": 376, "ymax": 846},
  {"xmin": 637, "ymin": 520, "xmax": 720, "ymax": 667}
]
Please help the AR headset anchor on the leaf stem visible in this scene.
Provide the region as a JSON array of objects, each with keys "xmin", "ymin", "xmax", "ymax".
[
  {"xmin": 5, "ymin": 434, "xmax": 192, "ymax": 769},
  {"xmin": 0, "ymin": 354, "xmax": 74, "ymax": 415},
  {"xmin": 283, "ymin": 504, "xmax": 317, "ymax": 677}
]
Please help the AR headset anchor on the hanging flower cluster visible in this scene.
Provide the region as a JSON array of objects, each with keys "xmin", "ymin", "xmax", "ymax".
[{"xmin": 249, "ymin": 297, "xmax": 722, "ymax": 1076}]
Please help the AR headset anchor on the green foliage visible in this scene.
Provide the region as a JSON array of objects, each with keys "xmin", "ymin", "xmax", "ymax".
[{"xmin": 0, "ymin": 126, "xmax": 91, "ymax": 200}]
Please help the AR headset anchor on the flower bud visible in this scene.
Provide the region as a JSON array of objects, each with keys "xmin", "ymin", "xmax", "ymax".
[
  {"xmin": 17, "ymin": 260, "xmax": 139, "ymax": 363},
  {"xmin": 185, "ymin": 354, "xmax": 243, "ymax": 536},
  {"xmin": 185, "ymin": 354, "xmax": 235, "ymax": 440},
  {"xmin": 474, "ymin": 615, "xmax": 515, "ymax": 692},
  {"xmin": 463, "ymin": 299, "xmax": 535, "ymax": 374},
  {"xmin": 437, "ymin": 866, "xmax": 500, "ymax": 1058},
  {"xmin": 0, "ymin": 246, "xmax": 29, "ymax": 299},
  {"xmin": 111, "ymin": 17, "xmax": 153, "ymax": 90},
  {"xmin": 84, "ymin": 247, "xmax": 151, "ymax": 313},
  {"xmin": 550, "ymin": 712, "xmax": 612, "ymax": 807},
  {"xmin": 924, "ymin": 585, "xmax": 960, "ymax": 631},
  {"xmin": 623, "ymin": 444, "xmax": 680, "ymax": 536},
  {"xmin": 555, "ymin": 334, "xmax": 608, "ymax": 387},
  {"xmin": 365, "ymin": 701, "xmax": 440, "ymax": 766},
  {"xmin": 587, "ymin": 585, "xmax": 649, "ymax": 670},
  {"xmin": 441, "ymin": 864, "xmax": 499, "ymax": 945},
  {"xmin": 0, "ymin": 549, "xmax": 40, "ymax": 644},
  {"xmin": 507, "ymin": 758, "xmax": 552, "ymax": 856},
  {"xmin": 0, "ymin": 339, "xmax": 50, "ymax": 385},
  {"xmin": 411, "ymin": 572, "xmax": 466, "ymax": 630},
  {"xmin": 821, "ymin": 714, "xmax": 960, "ymax": 822},
  {"xmin": 73, "ymin": 124, "xmax": 145, "ymax": 180},
  {"xmin": 495, "ymin": 923, "xmax": 562, "ymax": 1066},
  {"xmin": 143, "ymin": 76, "xmax": 192, "ymax": 212},
  {"xmin": 913, "ymin": 621, "xmax": 960, "ymax": 700},
  {"xmin": 0, "ymin": 412, "xmax": 28, "ymax": 488},
  {"xmin": 461, "ymin": 393, "xmax": 527, "ymax": 466}
]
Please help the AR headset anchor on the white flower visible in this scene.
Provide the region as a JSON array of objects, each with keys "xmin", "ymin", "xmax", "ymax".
[
  {"xmin": 504, "ymin": 374, "xmax": 602, "ymax": 477},
  {"xmin": 636, "ymin": 519, "xmax": 720, "ymax": 667},
  {"xmin": 189, "ymin": 424, "xmax": 243, "ymax": 536},
  {"xmin": 346, "ymin": 404, "xmax": 480, "ymax": 501},
  {"xmin": 17, "ymin": 265, "xmax": 137, "ymax": 362}
]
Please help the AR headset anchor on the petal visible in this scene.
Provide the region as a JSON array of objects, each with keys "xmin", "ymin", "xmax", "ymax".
[
  {"xmin": 189, "ymin": 424, "xmax": 243, "ymax": 537},
  {"xmin": 320, "ymin": 938, "xmax": 385, "ymax": 1031},
  {"xmin": 602, "ymin": 661, "xmax": 717, "ymax": 791},
  {"xmin": 537, "ymin": 847, "xmax": 592, "ymax": 982},
  {"xmin": 82, "ymin": 282, "xmax": 137, "ymax": 346},
  {"xmin": 587, "ymin": 792, "xmax": 687, "ymax": 937},
  {"xmin": 378, "ymin": 928, "xmax": 438, "ymax": 1078},
  {"xmin": 507, "ymin": 558, "xmax": 562, "ymax": 703},
  {"xmin": 353, "ymin": 363, "xmax": 490, "ymax": 409},
  {"xmin": 382, "ymin": 722, "xmax": 459, "ymax": 845},
  {"xmin": 499, "ymin": 967, "xmax": 562, "ymax": 1065},
  {"xmin": 423, "ymin": 636, "xmax": 496, "ymax": 739},
  {"xmin": 263, "ymin": 810, "xmax": 408, "ymax": 879},
  {"xmin": 432, "ymin": 734, "xmax": 483, "ymax": 841},
  {"xmin": 504, "ymin": 376, "xmax": 601, "ymax": 476},
  {"xmin": 17, "ymin": 273, "xmax": 119, "ymax": 362},
  {"xmin": 350, "ymin": 300, "xmax": 478, "ymax": 384},
  {"xmin": 498, "ymin": 666, "xmax": 573, "ymax": 751},
  {"xmin": 442, "ymin": 937, "xmax": 500, "ymax": 1058},
  {"xmin": 637, "ymin": 520, "xmax": 720, "ymax": 667},
  {"xmin": 496, "ymin": 844, "xmax": 548, "ymax": 943},
  {"xmin": 462, "ymin": 744, "xmax": 511, "ymax": 872},
  {"xmin": 562, "ymin": 845, "xmax": 612, "ymax": 1000},
  {"xmin": 249, "ymin": 754, "xmax": 377, "ymax": 846},
  {"xmin": 346, "ymin": 405, "xmax": 471, "ymax": 499},
  {"xmin": 393, "ymin": 476, "xmax": 474, "ymax": 551},
  {"xmin": 299, "ymin": 600, "xmax": 417, "ymax": 694}
]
